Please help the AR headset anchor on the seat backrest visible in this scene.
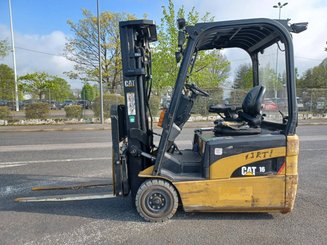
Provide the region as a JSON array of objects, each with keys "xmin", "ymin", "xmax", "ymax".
[{"xmin": 242, "ymin": 85, "xmax": 266, "ymax": 117}]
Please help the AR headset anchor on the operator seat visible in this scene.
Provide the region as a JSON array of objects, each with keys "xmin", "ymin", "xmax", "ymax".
[{"xmin": 213, "ymin": 85, "xmax": 266, "ymax": 136}]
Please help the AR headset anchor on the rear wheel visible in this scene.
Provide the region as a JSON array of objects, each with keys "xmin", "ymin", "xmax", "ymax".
[{"xmin": 135, "ymin": 179, "xmax": 178, "ymax": 222}]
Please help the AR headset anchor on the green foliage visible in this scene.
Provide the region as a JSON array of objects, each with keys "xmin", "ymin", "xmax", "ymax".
[
  {"xmin": 233, "ymin": 64, "xmax": 253, "ymax": 89},
  {"xmin": 81, "ymin": 82, "xmax": 97, "ymax": 101},
  {"xmin": 92, "ymin": 84, "xmax": 100, "ymax": 98},
  {"xmin": 92, "ymin": 93, "xmax": 124, "ymax": 118},
  {"xmin": 0, "ymin": 106, "xmax": 11, "ymax": 120},
  {"xmin": 297, "ymin": 58, "xmax": 327, "ymax": 88},
  {"xmin": 189, "ymin": 50, "xmax": 230, "ymax": 88},
  {"xmin": 152, "ymin": 0, "xmax": 229, "ymax": 89},
  {"xmin": 25, "ymin": 103, "xmax": 50, "ymax": 119},
  {"xmin": 0, "ymin": 64, "xmax": 15, "ymax": 101},
  {"xmin": 65, "ymin": 9, "xmax": 135, "ymax": 89},
  {"xmin": 47, "ymin": 77, "xmax": 73, "ymax": 102},
  {"xmin": 259, "ymin": 66, "xmax": 283, "ymax": 98},
  {"xmin": 192, "ymin": 88, "xmax": 223, "ymax": 115},
  {"xmin": 0, "ymin": 40, "xmax": 9, "ymax": 58},
  {"xmin": 19, "ymin": 72, "xmax": 72, "ymax": 101},
  {"xmin": 149, "ymin": 95, "xmax": 161, "ymax": 116},
  {"xmin": 19, "ymin": 72, "xmax": 48, "ymax": 100},
  {"xmin": 229, "ymin": 89, "xmax": 248, "ymax": 105},
  {"xmin": 64, "ymin": 105, "xmax": 83, "ymax": 119}
]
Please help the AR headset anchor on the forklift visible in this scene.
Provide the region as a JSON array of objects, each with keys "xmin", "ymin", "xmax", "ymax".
[{"xmin": 16, "ymin": 18, "xmax": 307, "ymax": 222}]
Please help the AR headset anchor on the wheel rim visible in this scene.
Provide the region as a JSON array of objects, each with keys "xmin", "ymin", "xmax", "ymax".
[
  {"xmin": 141, "ymin": 188, "xmax": 173, "ymax": 218},
  {"xmin": 146, "ymin": 191, "xmax": 167, "ymax": 212}
]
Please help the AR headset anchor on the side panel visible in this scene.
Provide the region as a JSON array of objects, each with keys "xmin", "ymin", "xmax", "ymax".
[
  {"xmin": 139, "ymin": 135, "xmax": 298, "ymax": 213},
  {"xmin": 174, "ymin": 176, "xmax": 285, "ymax": 212},
  {"xmin": 209, "ymin": 147, "xmax": 286, "ymax": 179}
]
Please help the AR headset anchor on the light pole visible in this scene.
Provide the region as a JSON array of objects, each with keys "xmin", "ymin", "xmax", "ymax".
[
  {"xmin": 97, "ymin": 0, "xmax": 104, "ymax": 124},
  {"xmin": 273, "ymin": 2, "xmax": 288, "ymax": 99},
  {"xmin": 273, "ymin": 2, "xmax": 288, "ymax": 19},
  {"xmin": 8, "ymin": 0, "xmax": 19, "ymax": 111}
]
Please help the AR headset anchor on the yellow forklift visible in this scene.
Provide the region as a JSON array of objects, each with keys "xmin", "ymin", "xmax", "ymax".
[
  {"xmin": 114, "ymin": 18, "xmax": 307, "ymax": 221},
  {"xmin": 17, "ymin": 18, "xmax": 307, "ymax": 222}
]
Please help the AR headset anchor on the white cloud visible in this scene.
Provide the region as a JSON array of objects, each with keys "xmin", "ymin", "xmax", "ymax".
[{"xmin": 0, "ymin": 25, "xmax": 81, "ymax": 88}]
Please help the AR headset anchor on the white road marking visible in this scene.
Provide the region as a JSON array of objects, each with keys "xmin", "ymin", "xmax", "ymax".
[
  {"xmin": 0, "ymin": 157, "xmax": 111, "ymax": 165},
  {"xmin": 0, "ymin": 157, "xmax": 111, "ymax": 166},
  {"xmin": 301, "ymin": 148, "xmax": 327, "ymax": 151},
  {"xmin": 300, "ymin": 135, "xmax": 327, "ymax": 142},
  {"xmin": 0, "ymin": 142, "xmax": 111, "ymax": 152},
  {"xmin": 0, "ymin": 164, "xmax": 27, "ymax": 169}
]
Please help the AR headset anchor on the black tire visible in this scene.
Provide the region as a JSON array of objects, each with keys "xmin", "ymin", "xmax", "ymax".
[{"xmin": 135, "ymin": 179, "xmax": 178, "ymax": 222}]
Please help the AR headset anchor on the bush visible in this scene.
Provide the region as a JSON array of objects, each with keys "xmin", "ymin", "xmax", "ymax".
[
  {"xmin": 64, "ymin": 105, "xmax": 83, "ymax": 119},
  {"xmin": 0, "ymin": 106, "xmax": 11, "ymax": 120},
  {"xmin": 149, "ymin": 95, "xmax": 161, "ymax": 116},
  {"xmin": 25, "ymin": 103, "xmax": 50, "ymax": 119},
  {"xmin": 92, "ymin": 93, "xmax": 124, "ymax": 118},
  {"xmin": 192, "ymin": 88, "xmax": 224, "ymax": 116}
]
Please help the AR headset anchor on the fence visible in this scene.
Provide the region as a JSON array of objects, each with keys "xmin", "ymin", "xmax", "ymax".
[
  {"xmin": 297, "ymin": 88, "xmax": 327, "ymax": 113},
  {"xmin": 1, "ymin": 87, "xmax": 326, "ymax": 124}
]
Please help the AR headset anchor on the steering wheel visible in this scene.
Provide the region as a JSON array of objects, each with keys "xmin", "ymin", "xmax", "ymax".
[{"xmin": 185, "ymin": 83, "xmax": 209, "ymax": 97}]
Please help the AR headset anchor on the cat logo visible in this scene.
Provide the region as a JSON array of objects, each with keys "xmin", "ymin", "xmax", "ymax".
[
  {"xmin": 241, "ymin": 166, "xmax": 257, "ymax": 176},
  {"xmin": 124, "ymin": 80, "xmax": 135, "ymax": 87}
]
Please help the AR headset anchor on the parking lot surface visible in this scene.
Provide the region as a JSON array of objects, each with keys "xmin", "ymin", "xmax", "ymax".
[{"xmin": 0, "ymin": 125, "xmax": 326, "ymax": 244}]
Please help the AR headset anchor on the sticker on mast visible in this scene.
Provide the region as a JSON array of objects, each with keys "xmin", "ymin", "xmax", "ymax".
[
  {"xmin": 127, "ymin": 92, "xmax": 136, "ymax": 116},
  {"xmin": 124, "ymin": 80, "xmax": 135, "ymax": 87}
]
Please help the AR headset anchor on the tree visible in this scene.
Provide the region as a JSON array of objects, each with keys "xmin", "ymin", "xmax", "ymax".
[
  {"xmin": 65, "ymin": 9, "xmax": 135, "ymax": 90},
  {"xmin": 0, "ymin": 64, "xmax": 15, "ymax": 100},
  {"xmin": 19, "ymin": 72, "xmax": 72, "ymax": 101},
  {"xmin": 233, "ymin": 64, "xmax": 253, "ymax": 89},
  {"xmin": 47, "ymin": 76, "xmax": 73, "ymax": 101},
  {"xmin": 0, "ymin": 40, "xmax": 9, "ymax": 58},
  {"xmin": 297, "ymin": 58, "xmax": 327, "ymax": 89},
  {"xmin": 259, "ymin": 66, "xmax": 283, "ymax": 98},
  {"xmin": 152, "ymin": 0, "xmax": 229, "ymax": 89},
  {"xmin": 81, "ymin": 82, "xmax": 97, "ymax": 101},
  {"xmin": 189, "ymin": 50, "xmax": 230, "ymax": 88}
]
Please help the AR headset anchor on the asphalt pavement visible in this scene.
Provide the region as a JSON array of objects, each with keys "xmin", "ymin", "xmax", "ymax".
[{"xmin": 0, "ymin": 125, "xmax": 326, "ymax": 244}]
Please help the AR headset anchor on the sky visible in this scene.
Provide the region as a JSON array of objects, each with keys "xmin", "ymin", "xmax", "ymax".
[{"xmin": 0, "ymin": 0, "xmax": 326, "ymax": 89}]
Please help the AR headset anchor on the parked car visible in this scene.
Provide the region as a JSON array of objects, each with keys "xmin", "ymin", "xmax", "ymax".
[
  {"xmin": 262, "ymin": 100, "xmax": 278, "ymax": 111},
  {"xmin": 61, "ymin": 100, "xmax": 75, "ymax": 109},
  {"xmin": 273, "ymin": 98, "xmax": 287, "ymax": 111},
  {"xmin": 76, "ymin": 100, "xmax": 91, "ymax": 109},
  {"xmin": 297, "ymin": 97, "xmax": 305, "ymax": 111},
  {"xmin": 49, "ymin": 100, "xmax": 61, "ymax": 110},
  {"xmin": 304, "ymin": 101, "xmax": 313, "ymax": 111},
  {"xmin": 316, "ymin": 97, "xmax": 326, "ymax": 111},
  {"xmin": 0, "ymin": 100, "xmax": 8, "ymax": 106},
  {"xmin": 6, "ymin": 101, "xmax": 25, "ymax": 110}
]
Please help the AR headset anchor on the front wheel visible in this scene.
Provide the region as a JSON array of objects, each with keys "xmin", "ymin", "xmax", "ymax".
[{"xmin": 135, "ymin": 179, "xmax": 179, "ymax": 222}]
